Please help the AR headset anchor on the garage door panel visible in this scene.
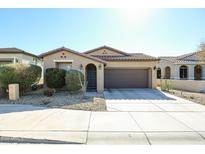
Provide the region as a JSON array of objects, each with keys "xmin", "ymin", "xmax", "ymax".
[{"xmin": 104, "ymin": 69, "xmax": 148, "ymax": 88}]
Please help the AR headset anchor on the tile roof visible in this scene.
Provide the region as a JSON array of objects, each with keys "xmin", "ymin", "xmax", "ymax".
[
  {"xmin": 92, "ymin": 53, "xmax": 159, "ymax": 61},
  {"xmin": 160, "ymin": 51, "xmax": 205, "ymax": 63},
  {"xmin": 84, "ymin": 45, "xmax": 159, "ymax": 61},
  {"xmin": 84, "ymin": 45, "xmax": 131, "ymax": 56},
  {"xmin": 39, "ymin": 47, "xmax": 107, "ymax": 64},
  {"xmin": 0, "ymin": 48, "xmax": 39, "ymax": 58}
]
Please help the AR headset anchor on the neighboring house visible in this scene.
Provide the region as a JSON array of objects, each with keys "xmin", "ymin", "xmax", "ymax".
[
  {"xmin": 0, "ymin": 48, "xmax": 41, "ymax": 66},
  {"xmin": 0, "ymin": 48, "xmax": 43, "ymax": 86},
  {"xmin": 40, "ymin": 46, "xmax": 159, "ymax": 92},
  {"xmin": 156, "ymin": 51, "xmax": 205, "ymax": 80},
  {"xmin": 156, "ymin": 51, "xmax": 205, "ymax": 92}
]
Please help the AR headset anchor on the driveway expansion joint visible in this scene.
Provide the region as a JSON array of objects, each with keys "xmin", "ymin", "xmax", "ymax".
[{"xmin": 128, "ymin": 112, "xmax": 151, "ymax": 145}]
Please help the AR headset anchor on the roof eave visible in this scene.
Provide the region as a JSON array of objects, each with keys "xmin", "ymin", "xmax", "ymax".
[
  {"xmin": 84, "ymin": 45, "xmax": 131, "ymax": 56},
  {"xmin": 39, "ymin": 47, "xmax": 107, "ymax": 64},
  {"xmin": 0, "ymin": 48, "xmax": 39, "ymax": 59}
]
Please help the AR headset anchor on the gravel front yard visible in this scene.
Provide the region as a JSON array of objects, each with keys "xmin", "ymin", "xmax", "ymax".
[
  {"xmin": 166, "ymin": 89, "xmax": 205, "ymax": 106},
  {"xmin": 0, "ymin": 90, "xmax": 107, "ymax": 111}
]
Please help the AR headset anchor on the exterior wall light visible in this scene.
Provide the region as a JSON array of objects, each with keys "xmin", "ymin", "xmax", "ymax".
[
  {"xmin": 80, "ymin": 64, "xmax": 83, "ymax": 70},
  {"xmin": 98, "ymin": 64, "xmax": 102, "ymax": 70}
]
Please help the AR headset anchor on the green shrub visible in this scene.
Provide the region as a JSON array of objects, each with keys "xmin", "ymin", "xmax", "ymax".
[
  {"xmin": 45, "ymin": 68, "xmax": 66, "ymax": 89},
  {"xmin": 65, "ymin": 70, "xmax": 84, "ymax": 93},
  {"xmin": 0, "ymin": 87, "xmax": 7, "ymax": 97},
  {"xmin": 0, "ymin": 64, "xmax": 41, "ymax": 94},
  {"xmin": 43, "ymin": 88, "xmax": 56, "ymax": 97}
]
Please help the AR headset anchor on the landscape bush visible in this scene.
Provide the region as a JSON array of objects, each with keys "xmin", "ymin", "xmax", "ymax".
[
  {"xmin": 0, "ymin": 87, "xmax": 7, "ymax": 97},
  {"xmin": 45, "ymin": 68, "xmax": 66, "ymax": 89},
  {"xmin": 43, "ymin": 88, "xmax": 56, "ymax": 97},
  {"xmin": 0, "ymin": 63, "xmax": 42, "ymax": 94},
  {"xmin": 160, "ymin": 79, "xmax": 172, "ymax": 91},
  {"xmin": 65, "ymin": 70, "xmax": 84, "ymax": 93}
]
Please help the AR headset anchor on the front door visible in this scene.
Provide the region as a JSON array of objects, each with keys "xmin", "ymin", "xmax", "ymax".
[{"xmin": 86, "ymin": 64, "xmax": 97, "ymax": 91}]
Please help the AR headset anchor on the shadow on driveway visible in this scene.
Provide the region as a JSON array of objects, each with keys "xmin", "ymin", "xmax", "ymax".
[{"xmin": 104, "ymin": 88, "xmax": 176, "ymax": 100}]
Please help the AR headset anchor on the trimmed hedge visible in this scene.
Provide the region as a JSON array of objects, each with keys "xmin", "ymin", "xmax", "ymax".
[
  {"xmin": 45, "ymin": 68, "xmax": 66, "ymax": 89},
  {"xmin": 65, "ymin": 70, "xmax": 84, "ymax": 93},
  {"xmin": 0, "ymin": 64, "xmax": 42, "ymax": 94}
]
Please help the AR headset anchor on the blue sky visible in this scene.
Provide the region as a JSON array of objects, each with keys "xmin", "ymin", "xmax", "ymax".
[{"xmin": 0, "ymin": 8, "xmax": 205, "ymax": 56}]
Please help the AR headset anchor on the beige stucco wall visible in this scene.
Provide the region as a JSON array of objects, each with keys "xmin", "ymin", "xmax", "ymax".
[
  {"xmin": 105, "ymin": 61, "xmax": 159, "ymax": 88},
  {"xmin": 157, "ymin": 59, "xmax": 205, "ymax": 80},
  {"xmin": 86, "ymin": 49, "xmax": 124, "ymax": 56},
  {"xmin": 0, "ymin": 53, "xmax": 23, "ymax": 60},
  {"xmin": 42, "ymin": 50, "xmax": 104, "ymax": 93},
  {"xmin": 156, "ymin": 59, "xmax": 176, "ymax": 79},
  {"xmin": 157, "ymin": 79, "xmax": 205, "ymax": 92},
  {"xmin": 0, "ymin": 53, "xmax": 41, "ymax": 66}
]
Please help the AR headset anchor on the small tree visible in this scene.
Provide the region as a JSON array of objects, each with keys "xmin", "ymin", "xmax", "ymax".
[
  {"xmin": 197, "ymin": 41, "xmax": 205, "ymax": 60},
  {"xmin": 65, "ymin": 70, "xmax": 85, "ymax": 93}
]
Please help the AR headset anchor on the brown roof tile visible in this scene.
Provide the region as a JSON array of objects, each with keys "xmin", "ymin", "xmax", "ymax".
[
  {"xmin": 84, "ymin": 45, "xmax": 131, "ymax": 56},
  {"xmin": 160, "ymin": 51, "xmax": 205, "ymax": 63},
  {"xmin": 39, "ymin": 47, "xmax": 107, "ymax": 64},
  {"xmin": 92, "ymin": 53, "xmax": 159, "ymax": 61}
]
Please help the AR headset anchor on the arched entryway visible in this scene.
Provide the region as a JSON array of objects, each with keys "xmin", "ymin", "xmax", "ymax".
[
  {"xmin": 194, "ymin": 65, "xmax": 202, "ymax": 80},
  {"xmin": 86, "ymin": 64, "xmax": 97, "ymax": 91},
  {"xmin": 165, "ymin": 66, "xmax": 171, "ymax": 79}
]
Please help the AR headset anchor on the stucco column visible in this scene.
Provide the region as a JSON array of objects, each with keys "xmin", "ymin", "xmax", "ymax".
[
  {"xmin": 161, "ymin": 67, "xmax": 165, "ymax": 79},
  {"xmin": 188, "ymin": 65, "xmax": 195, "ymax": 80},
  {"xmin": 174, "ymin": 65, "xmax": 180, "ymax": 80},
  {"xmin": 152, "ymin": 68, "xmax": 157, "ymax": 88},
  {"xmin": 13, "ymin": 57, "xmax": 16, "ymax": 64},
  {"xmin": 201, "ymin": 65, "xmax": 205, "ymax": 80},
  {"xmin": 97, "ymin": 64, "xmax": 104, "ymax": 93}
]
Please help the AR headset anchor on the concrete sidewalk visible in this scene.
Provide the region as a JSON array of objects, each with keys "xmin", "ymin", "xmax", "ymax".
[
  {"xmin": 0, "ymin": 89, "xmax": 205, "ymax": 144},
  {"xmin": 0, "ymin": 105, "xmax": 205, "ymax": 144}
]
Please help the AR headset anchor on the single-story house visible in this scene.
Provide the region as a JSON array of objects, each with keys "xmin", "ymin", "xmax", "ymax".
[
  {"xmin": 0, "ymin": 48, "xmax": 43, "ymax": 86},
  {"xmin": 156, "ymin": 51, "xmax": 205, "ymax": 80},
  {"xmin": 156, "ymin": 51, "xmax": 205, "ymax": 92},
  {"xmin": 0, "ymin": 48, "xmax": 41, "ymax": 66},
  {"xmin": 39, "ymin": 46, "xmax": 159, "ymax": 92}
]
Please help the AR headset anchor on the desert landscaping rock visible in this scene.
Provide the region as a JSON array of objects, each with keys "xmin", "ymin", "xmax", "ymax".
[
  {"xmin": 0, "ymin": 91, "xmax": 106, "ymax": 111},
  {"xmin": 167, "ymin": 89, "xmax": 205, "ymax": 106}
]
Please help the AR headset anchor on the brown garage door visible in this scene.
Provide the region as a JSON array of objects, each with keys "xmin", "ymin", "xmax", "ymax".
[{"xmin": 104, "ymin": 69, "xmax": 148, "ymax": 89}]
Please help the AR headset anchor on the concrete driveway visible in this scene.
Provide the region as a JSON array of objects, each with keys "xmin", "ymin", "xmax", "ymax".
[{"xmin": 0, "ymin": 89, "xmax": 205, "ymax": 144}]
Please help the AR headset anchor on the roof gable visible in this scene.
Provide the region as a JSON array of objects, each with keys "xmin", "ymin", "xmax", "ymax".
[
  {"xmin": 0, "ymin": 48, "xmax": 39, "ymax": 58},
  {"xmin": 160, "ymin": 51, "xmax": 205, "ymax": 63},
  {"xmin": 84, "ymin": 45, "xmax": 130, "ymax": 56},
  {"xmin": 39, "ymin": 47, "xmax": 106, "ymax": 64}
]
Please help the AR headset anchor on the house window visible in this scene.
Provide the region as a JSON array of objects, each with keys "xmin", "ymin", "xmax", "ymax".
[
  {"xmin": 57, "ymin": 62, "xmax": 72, "ymax": 71},
  {"xmin": 157, "ymin": 68, "xmax": 161, "ymax": 79},
  {"xmin": 165, "ymin": 66, "xmax": 171, "ymax": 79},
  {"xmin": 180, "ymin": 65, "xmax": 188, "ymax": 79},
  {"xmin": 194, "ymin": 65, "xmax": 202, "ymax": 80}
]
